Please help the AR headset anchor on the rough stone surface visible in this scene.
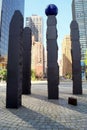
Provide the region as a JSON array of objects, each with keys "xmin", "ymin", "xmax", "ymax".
[
  {"xmin": 6, "ymin": 11, "xmax": 23, "ymax": 108},
  {"xmin": 70, "ymin": 20, "xmax": 82, "ymax": 95},
  {"xmin": 22, "ymin": 27, "xmax": 32, "ymax": 94},
  {"xmin": 46, "ymin": 15, "xmax": 59, "ymax": 99}
]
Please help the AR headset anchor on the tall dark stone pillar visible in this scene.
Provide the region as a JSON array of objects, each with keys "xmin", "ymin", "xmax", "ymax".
[
  {"xmin": 70, "ymin": 20, "xmax": 82, "ymax": 94},
  {"xmin": 45, "ymin": 4, "xmax": 59, "ymax": 99},
  {"xmin": 22, "ymin": 27, "xmax": 32, "ymax": 94},
  {"xmin": 6, "ymin": 10, "xmax": 23, "ymax": 108}
]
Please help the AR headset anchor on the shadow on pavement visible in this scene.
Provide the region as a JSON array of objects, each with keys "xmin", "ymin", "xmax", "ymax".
[
  {"xmin": 30, "ymin": 91, "xmax": 87, "ymax": 115},
  {"xmin": 8, "ymin": 106, "xmax": 72, "ymax": 130}
]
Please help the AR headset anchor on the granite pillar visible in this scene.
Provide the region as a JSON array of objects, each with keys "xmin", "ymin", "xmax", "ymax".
[
  {"xmin": 6, "ymin": 10, "xmax": 23, "ymax": 108},
  {"xmin": 70, "ymin": 20, "xmax": 82, "ymax": 94},
  {"xmin": 22, "ymin": 27, "xmax": 32, "ymax": 94},
  {"xmin": 45, "ymin": 4, "xmax": 59, "ymax": 99}
]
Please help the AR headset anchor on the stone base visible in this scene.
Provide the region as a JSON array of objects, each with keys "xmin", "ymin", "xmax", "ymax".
[
  {"xmin": 48, "ymin": 86, "xmax": 58, "ymax": 99},
  {"xmin": 6, "ymin": 99, "xmax": 21, "ymax": 109},
  {"xmin": 68, "ymin": 97, "xmax": 77, "ymax": 106},
  {"xmin": 73, "ymin": 86, "xmax": 82, "ymax": 95},
  {"xmin": 73, "ymin": 90, "xmax": 82, "ymax": 95},
  {"xmin": 73, "ymin": 76, "xmax": 82, "ymax": 95},
  {"xmin": 22, "ymin": 88, "xmax": 31, "ymax": 95}
]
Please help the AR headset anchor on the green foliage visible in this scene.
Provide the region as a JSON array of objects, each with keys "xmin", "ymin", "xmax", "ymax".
[
  {"xmin": 0, "ymin": 69, "xmax": 7, "ymax": 81},
  {"xmin": 84, "ymin": 50, "xmax": 87, "ymax": 79},
  {"xmin": 84, "ymin": 50, "xmax": 87, "ymax": 66},
  {"xmin": 65, "ymin": 73, "xmax": 72, "ymax": 79},
  {"xmin": 31, "ymin": 69, "xmax": 36, "ymax": 81}
]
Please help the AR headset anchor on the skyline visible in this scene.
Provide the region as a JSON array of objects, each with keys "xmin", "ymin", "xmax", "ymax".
[{"xmin": 24, "ymin": 0, "xmax": 72, "ymax": 60}]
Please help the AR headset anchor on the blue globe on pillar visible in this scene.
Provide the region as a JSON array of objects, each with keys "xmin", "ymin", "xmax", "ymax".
[
  {"xmin": 45, "ymin": 4, "xmax": 59, "ymax": 99},
  {"xmin": 45, "ymin": 4, "xmax": 58, "ymax": 16}
]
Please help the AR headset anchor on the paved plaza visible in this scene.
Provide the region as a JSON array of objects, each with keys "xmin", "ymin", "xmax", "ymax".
[{"xmin": 0, "ymin": 81, "xmax": 87, "ymax": 130}]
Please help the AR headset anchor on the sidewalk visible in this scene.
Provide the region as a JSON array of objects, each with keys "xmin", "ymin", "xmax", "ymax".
[{"xmin": 0, "ymin": 82, "xmax": 87, "ymax": 130}]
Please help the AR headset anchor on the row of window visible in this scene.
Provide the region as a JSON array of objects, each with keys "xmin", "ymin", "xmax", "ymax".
[{"xmin": 0, "ymin": 0, "xmax": 24, "ymax": 56}]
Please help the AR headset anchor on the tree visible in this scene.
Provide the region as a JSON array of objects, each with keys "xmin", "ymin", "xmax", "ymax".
[
  {"xmin": 84, "ymin": 50, "xmax": 87, "ymax": 79},
  {"xmin": 31, "ymin": 69, "xmax": 36, "ymax": 81},
  {"xmin": 84, "ymin": 50, "xmax": 87, "ymax": 66},
  {"xmin": 0, "ymin": 69, "xmax": 7, "ymax": 81}
]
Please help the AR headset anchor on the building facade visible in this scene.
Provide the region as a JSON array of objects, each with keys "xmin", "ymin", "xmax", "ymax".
[
  {"xmin": 26, "ymin": 15, "xmax": 43, "ymax": 43},
  {"xmin": 72, "ymin": 0, "xmax": 87, "ymax": 60},
  {"xmin": 0, "ymin": 0, "xmax": 24, "ymax": 58},
  {"xmin": 0, "ymin": 0, "xmax": 2, "ymax": 40},
  {"xmin": 31, "ymin": 39, "xmax": 44, "ymax": 78},
  {"xmin": 26, "ymin": 15, "xmax": 44, "ymax": 77},
  {"xmin": 61, "ymin": 35, "xmax": 72, "ymax": 77}
]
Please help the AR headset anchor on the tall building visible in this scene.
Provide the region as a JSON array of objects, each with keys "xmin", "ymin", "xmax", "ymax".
[
  {"xmin": 61, "ymin": 35, "xmax": 72, "ymax": 77},
  {"xmin": 0, "ymin": 0, "xmax": 2, "ymax": 39},
  {"xmin": 0, "ymin": 0, "xmax": 24, "ymax": 58},
  {"xmin": 31, "ymin": 39, "xmax": 44, "ymax": 78},
  {"xmin": 72, "ymin": 0, "xmax": 87, "ymax": 60},
  {"xmin": 26, "ymin": 15, "xmax": 43, "ymax": 43},
  {"xmin": 26, "ymin": 15, "xmax": 44, "ymax": 77}
]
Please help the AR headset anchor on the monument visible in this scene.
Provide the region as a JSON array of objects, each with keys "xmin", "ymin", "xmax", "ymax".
[
  {"xmin": 70, "ymin": 20, "xmax": 82, "ymax": 94},
  {"xmin": 22, "ymin": 27, "xmax": 32, "ymax": 94},
  {"xmin": 6, "ymin": 10, "xmax": 23, "ymax": 108},
  {"xmin": 45, "ymin": 4, "xmax": 59, "ymax": 99}
]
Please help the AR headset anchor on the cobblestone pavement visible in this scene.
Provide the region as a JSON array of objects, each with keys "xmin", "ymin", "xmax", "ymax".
[{"xmin": 0, "ymin": 81, "xmax": 87, "ymax": 130}]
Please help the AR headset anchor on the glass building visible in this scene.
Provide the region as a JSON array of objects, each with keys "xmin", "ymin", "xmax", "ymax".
[
  {"xmin": 26, "ymin": 15, "xmax": 43, "ymax": 43},
  {"xmin": 0, "ymin": 0, "xmax": 24, "ymax": 58},
  {"xmin": 0, "ymin": 0, "xmax": 2, "ymax": 39},
  {"xmin": 72, "ymin": 0, "xmax": 87, "ymax": 60}
]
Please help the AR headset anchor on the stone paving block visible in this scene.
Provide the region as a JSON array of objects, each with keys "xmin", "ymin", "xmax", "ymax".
[{"xmin": 0, "ymin": 82, "xmax": 87, "ymax": 129}]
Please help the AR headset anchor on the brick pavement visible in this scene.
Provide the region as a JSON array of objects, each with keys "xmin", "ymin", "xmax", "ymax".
[{"xmin": 0, "ymin": 81, "xmax": 87, "ymax": 130}]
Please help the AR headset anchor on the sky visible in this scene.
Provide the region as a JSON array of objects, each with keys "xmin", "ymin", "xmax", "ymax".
[{"xmin": 24, "ymin": 0, "xmax": 72, "ymax": 60}]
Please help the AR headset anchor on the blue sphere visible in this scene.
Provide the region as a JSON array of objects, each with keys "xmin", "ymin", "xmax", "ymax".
[{"xmin": 45, "ymin": 4, "xmax": 58, "ymax": 16}]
